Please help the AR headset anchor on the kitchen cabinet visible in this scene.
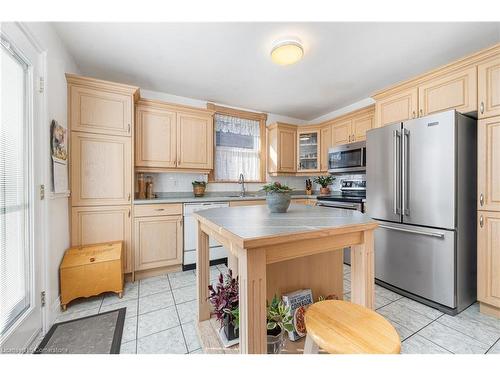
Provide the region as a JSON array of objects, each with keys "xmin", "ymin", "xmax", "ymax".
[
  {"xmin": 375, "ymin": 87, "xmax": 418, "ymax": 128},
  {"xmin": 297, "ymin": 128, "xmax": 320, "ymax": 172},
  {"xmin": 229, "ymin": 200, "xmax": 266, "ymax": 207},
  {"xmin": 320, "ymin": 125, "xmax": 332, "ymax": 171},
  {"xmin": 418, "ymin": 66, "xmax": 477, "ymax": 116},
  {"xmin": 332, "ymin": 119, "xmax": 352, "ymax": 146},
  {"xmin": 134, "ymin": 214, "xmax": 183, "ymax": 271},
  {"xmin": 267, "ymin": 122, "xmax": 297, "ymax": 174},
  {"xmin": 177, "ymin": 112, "xmax": 213, "ymax": 170},
  {"xmin": 70, "ymin": 131, "xmax": 132, "ymax": 206},
  {"xmin": 134, "ymin": 99, "xmax": 214, "ymax": 172},
  {"xmin": 478, "ymin": 116, "xmax": 500, "ymax": 211},
  {"xmin": 135, "ymin": 104, "xmax": 177, "ymax": 168},
  {"xmin": 352, "ymin": 112, "xmax": 374, "ymax": 141},
  {"xmin": 71, "ymin": 205, "xmax": 132, "ymax": 273},
  {"xmin": 478, "ymin": 56, "xmax": 500, "ymax": 119},
  {"xmin": 67, "ymin": 74, "xmax": 137, "ymax": 137},
  {"xmin": 477, "ymin": 210, "xmax": 500, "ymax": 316}
]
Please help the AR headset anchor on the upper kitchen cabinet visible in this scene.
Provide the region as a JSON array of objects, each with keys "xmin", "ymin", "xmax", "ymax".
[
  {"xmin": 352, "ymin": 111, "xmax": 374, "ymax": 141},
  {"xmin": 177, "ymin": 112, "xmax": 213, "ymax": 170},
  {"xmin": 268, "ymin": 122, "xmax": 297, "ymax": 175},
  {"xmin": 374, "ymin": 87, "xmax": 418, "ymax": 128},
  {"xmin": 66, "ymin": 74, "xmax": 139, "ymax": 137},
  {"xmin": 134, "ymin": 99, "xmax": 214, "ymax": 172},
  {"xmin": 320, "ymin": 125, "xmax": 332, "ymax": 172},
  {"xmin": 478, "ymin": 56, "xmax": 500, "ymax": 119},
  {"xmin": 297, "ymin": 127, "xmax": 320, "ymax": 172},
  {"xmin": 71, "ymin": 132, "xmax": 132, "ymax": 206},
  {"xmin": 332, "ymin": 119, "xmax": 352, "ymax": 145},
  {"xmin": 135, "ymin": 101, "xmax": 177, "ymax": 168},
  {"xmin": 418, "ymin": 66, "xmax": 477, "ymax": 116},
  {"xmin": 478, "ymin": 116, "xmax": 500, "ymax": 212}
]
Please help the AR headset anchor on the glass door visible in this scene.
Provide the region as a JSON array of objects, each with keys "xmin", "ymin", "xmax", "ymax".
[
  {"xmin": 0, "ymin": 25, "xmax": 43, "ymax": 353},
  {"xmin": 297, "ymin": 129, "xmax": 319, "ymax": 172}
]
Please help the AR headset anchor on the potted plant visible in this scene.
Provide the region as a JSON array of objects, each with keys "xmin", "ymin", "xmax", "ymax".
[
  {"xmin": 192, "ymin": 180, "xmax": 207, "ymax": 197},
  {"xmin": 208, "ymin": 270, "xmax": 239, "ymax": 341},
  {"xmin": 262, "ymin": 182, "xmax": 293, "ymax": 213},
  {"xmin": 314, "ymin": 175, "xmax": 335, "ymax": 195},
  {"xmin": 266, "ymin": 295, "xmax": 294, "ymax": 354}
]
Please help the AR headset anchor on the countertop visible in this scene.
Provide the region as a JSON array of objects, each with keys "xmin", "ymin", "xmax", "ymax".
[
  {"xmin": 133, "ymin": 190, "xmax": 319, "ymax": 205},
  {"xmin": 193, "ymin": 204, "xmax": 376, "ymax": 240}
]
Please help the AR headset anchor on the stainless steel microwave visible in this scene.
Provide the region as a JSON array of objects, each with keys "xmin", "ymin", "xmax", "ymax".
[{"xmin": 328, "ymin": 141, "xmax": 366, "ymax": 174}]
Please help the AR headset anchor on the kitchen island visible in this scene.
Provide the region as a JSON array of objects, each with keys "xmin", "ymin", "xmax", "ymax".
[{"xmin": 194, "ymin": 204, "xmax": 378, "ymax": 354}]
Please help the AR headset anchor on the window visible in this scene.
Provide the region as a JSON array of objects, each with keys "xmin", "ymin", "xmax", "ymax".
[
  {"xmin": 0, "ymin": 40, "xmax": 31, "ymax": 336},
  {"xmin": 208, "ymin": 104, "xmax": 267, "ymax": 182}
]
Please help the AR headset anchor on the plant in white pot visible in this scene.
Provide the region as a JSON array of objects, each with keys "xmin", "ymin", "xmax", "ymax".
[{"xmin": 262, "ymin": 182, "xmax": 293, "ymax": 213}]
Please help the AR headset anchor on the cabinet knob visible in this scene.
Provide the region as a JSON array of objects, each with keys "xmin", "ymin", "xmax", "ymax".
[
  {"xmin": 480, "ymin": 193, "xmax": 484, "ymax": 206},
  {"xmin": 480, "ymin": 102, "xmax": 484, "ymax": 114},
  {"xmin": 479, "ymin": 215, "xmax": 484, "ymax": 228},
  {"xmin": 89, "ymin": 257, "xmax": 95, "ymax": 262}
]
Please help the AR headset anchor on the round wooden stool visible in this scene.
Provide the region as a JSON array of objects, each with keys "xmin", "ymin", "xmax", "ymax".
[{"xmin": 303, "ymin": 300, "xmax": 401, "ymax": 354}]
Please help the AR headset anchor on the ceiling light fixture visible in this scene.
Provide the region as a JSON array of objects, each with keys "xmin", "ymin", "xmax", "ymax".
[{"xmin": 270, "ymin": 38, "xmax": 304, "ymax": 66}]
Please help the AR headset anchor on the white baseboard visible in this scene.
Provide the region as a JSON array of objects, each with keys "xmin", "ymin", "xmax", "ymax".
[{"xmin": 48, "ymin": 295, "xmax": 61, "ymax": 329}]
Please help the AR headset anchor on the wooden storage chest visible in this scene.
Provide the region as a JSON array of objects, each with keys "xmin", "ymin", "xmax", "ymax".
[{"xmin": 60, "ymin": 241, "xmax": 124, "ymax": 310}]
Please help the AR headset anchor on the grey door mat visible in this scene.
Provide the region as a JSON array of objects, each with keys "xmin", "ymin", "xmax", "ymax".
[{"xmin": 35, "ymin": 308, "xmax": 126, "ymax": 354}]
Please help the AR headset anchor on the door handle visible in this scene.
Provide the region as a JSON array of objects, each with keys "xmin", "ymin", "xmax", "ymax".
[
  {"xmin": 480, "ymin": 193, "xmax": 484, "ymax": 206},
  {"xmin": 402, "ymin": 128, "xmax": 410, "ymax": 216},
  {"xmin": 479, "ymin": 215, "xmax": 484, "ymax": 228},
  {"xmin": 379, "ymin": 224, "xmax": 445, "ymax": 238},
  {"xmin": 393, "ymin": 129, "xmax": 401, "ymax": 215}
]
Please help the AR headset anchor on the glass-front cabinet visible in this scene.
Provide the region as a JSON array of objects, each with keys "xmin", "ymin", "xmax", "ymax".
[{"xmin": 297, "ymin": 128, "xmax": 320, "ymax": 172}]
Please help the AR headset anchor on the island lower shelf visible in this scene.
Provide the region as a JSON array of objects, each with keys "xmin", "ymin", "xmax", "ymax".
[{"xmin": 196, "ymin": 317, "xmax": 328, "ymax": 354}]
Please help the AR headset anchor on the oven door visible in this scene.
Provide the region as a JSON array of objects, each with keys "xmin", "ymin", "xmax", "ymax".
[{"xmin": 328, "ymin": 141, "xmax": 366, "ymax": 173}]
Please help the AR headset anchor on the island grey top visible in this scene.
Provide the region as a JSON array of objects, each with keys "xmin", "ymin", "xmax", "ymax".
[{"xmin": 193, "ymin": 204, "xmax": 377, "ymax": 242}]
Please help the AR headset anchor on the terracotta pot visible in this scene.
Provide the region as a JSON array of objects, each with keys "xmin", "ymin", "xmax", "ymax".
[
  {"xmin": 193, "ymin": 185, "xmax": 206, "ymax": 197},
  {"xmin": 320, "ymin": 187, "xmax": 331, "ymax": 195}
]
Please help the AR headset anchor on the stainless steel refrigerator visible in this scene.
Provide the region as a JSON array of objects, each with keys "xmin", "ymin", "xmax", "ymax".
[{"xmin": 367, "ymin": 110, "xmax": 477, "ymax": 315}]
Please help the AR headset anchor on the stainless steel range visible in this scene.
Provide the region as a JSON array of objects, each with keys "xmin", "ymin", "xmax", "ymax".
[{"xmin": 317, "ymin": 179, "xmax": 366, "ymax": 265}]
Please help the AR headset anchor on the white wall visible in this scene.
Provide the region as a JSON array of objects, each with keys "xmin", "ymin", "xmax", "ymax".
[{"xmin": 24, "ymin": 22, "xmax": 81, "ymax": 328}]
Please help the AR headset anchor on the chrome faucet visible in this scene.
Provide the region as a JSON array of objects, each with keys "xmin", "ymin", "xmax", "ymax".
[{"xmin": 238, "ymin": 173, "xmax": 246, "ymax": 197}]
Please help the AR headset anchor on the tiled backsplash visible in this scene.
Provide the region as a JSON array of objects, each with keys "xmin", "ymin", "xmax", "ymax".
[{"xmin": 143, "ymin": 172, "xmax": 365, "ymax": 193}]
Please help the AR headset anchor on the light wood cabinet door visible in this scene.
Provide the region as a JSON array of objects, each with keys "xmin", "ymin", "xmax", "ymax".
[
  {"xmin": 71, "ymin": 132, "xmax": 132, "ymax": 206},
  {"xmin": 229, "ymin": 200, "xmax": 266, "ymax": 207},
  {"xmin": 478, "ymin": 116, "xmax": 500, "ymax": 211},
  {"xmin": 332, "ymin": 120, "xmax": 352, "ymax": 145},
  {"xmin": 375, "ymin": 88, "xmax": 418, "ymax": 128},
  {"xmin": 135, "ymin": 106, "xmax": 177, "ymax": 168},
  {"xmin": 134, "ymin": 215, "xmax": 182, "ymax": 271},
  {"xmin": 278, "ymin": 127, "xmax": 297, "ymax": 173},
  {"xmin": 69, "ymin": 85, "xmax": 133, "ymax": 136},
  {"xmin": 352, "ymin": 113, "xmax": 374, "ymax": 142},
  {"xmin": 320, "ymin": 125, "xmax": 332, "ymax": 171},
  {"xmin": 71, "ymin": 206, "xmax": 132, "ymax": 273},
  {"xmin": 478, "ymin": 56, "xmax": 500, "ymax": 119},
  {"xmin": 297, "ymin": 129, "xmax": 320, "ymax": 172},
  {"xmin": 418, "ymin": 66, "xmax": 477, "ymax": 116},
  {"xmin": 477, "ymin": 210, "xmax": 500, "ymax": 309},
  {"xmin": 176, "ymin": 112, "xmax": 213, "ymax": 170}
]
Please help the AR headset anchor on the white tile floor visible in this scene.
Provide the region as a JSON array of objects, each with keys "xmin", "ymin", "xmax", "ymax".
[{"xmin": 42, "ymin": 263, "xmax": 500, "ymax": 354}]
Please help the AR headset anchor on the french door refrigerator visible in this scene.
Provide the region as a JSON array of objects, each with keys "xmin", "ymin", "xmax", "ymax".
[{"xmin": 367, "ymin": 110, "xmax": 477, "ymax": 315}]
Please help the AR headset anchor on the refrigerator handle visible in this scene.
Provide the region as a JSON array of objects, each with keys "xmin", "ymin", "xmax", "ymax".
[
  {"xmin": 378, "ymin": 224, "xmax": 445, "ymax": 239},
  {"xmin": 393, "ymin": 130, "xmax": 401, "ymax": 215},
  {"xmin": 402, "ymin": 128, "xmax": 410, "ymax": 216}
]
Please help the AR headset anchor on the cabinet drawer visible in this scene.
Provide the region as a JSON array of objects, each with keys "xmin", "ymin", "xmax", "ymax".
[{"xmin": 134, "ymin": 203, "xmax": 183, "ymax": 217}]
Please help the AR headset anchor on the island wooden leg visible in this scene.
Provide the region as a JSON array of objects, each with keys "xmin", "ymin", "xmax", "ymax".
[
  {"xmin": 350, "ymin": 229, "xmax": 375, "ymax": 309},
  {"xmin": 238, "ymin": 247, "xmax": 267, "ymax": 354},
  {"xmin": 227, "ymin": 251, "xmax": 238, "ymax": 278},
  {"xmin": 197, "ymin": 224, "xmax": 211, "ymax": 322}
]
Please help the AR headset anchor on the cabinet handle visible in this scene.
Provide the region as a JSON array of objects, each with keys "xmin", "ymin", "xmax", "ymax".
[
  {"xmin": 412, "ymin": 111, "xmax": 416, "ymax": 119},
  {"xmin": 480, "ymin": 102, "xmax": 484, "ymax": 114},
  {"xmin": 128, "ymin": 124, "xmax": 131, "ymax": 133},
  {"xmin": 154, "ymin": 208, "xmax": 165, "ymax": 211},
  {"xmin": 128, "ymin": 193, "xmax": 131, "ymax": 201},
  {"xmin": 479, "ymin": 215, "xmax": 484, "ymax": 228},
  {"xmin": 480, "ymin": 193, "xmax": 484, "ymax": 206},
  {"xmin": 128, "ymin": 209, "xmax": 131, "ymax": 218},
  {"xmin": 419, "ymin": 109, "xmax": 423, "ymax": 117}
]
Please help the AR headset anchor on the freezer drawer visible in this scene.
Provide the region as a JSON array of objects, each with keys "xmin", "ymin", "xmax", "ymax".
[{"xmin": 374, "ymin": 222, "xmax": 456, "ymax": 308}]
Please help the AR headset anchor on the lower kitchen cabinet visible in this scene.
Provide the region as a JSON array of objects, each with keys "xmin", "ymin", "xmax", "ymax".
[
  {"xmin": 477, "ymin": 210, "xmax": 500, "ymax": 317},
  {"xmin": 71, "ymin": 205, "xmax": 132, "ymax": 273},
  {"xmin": 134, "ymin": 210, "xmax": 183, "ymax": 271}
]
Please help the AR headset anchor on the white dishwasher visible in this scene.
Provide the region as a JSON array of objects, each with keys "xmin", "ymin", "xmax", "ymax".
[{"xmin": 183, "ymin": 202, "xmax": 229, "ymax": 268}]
